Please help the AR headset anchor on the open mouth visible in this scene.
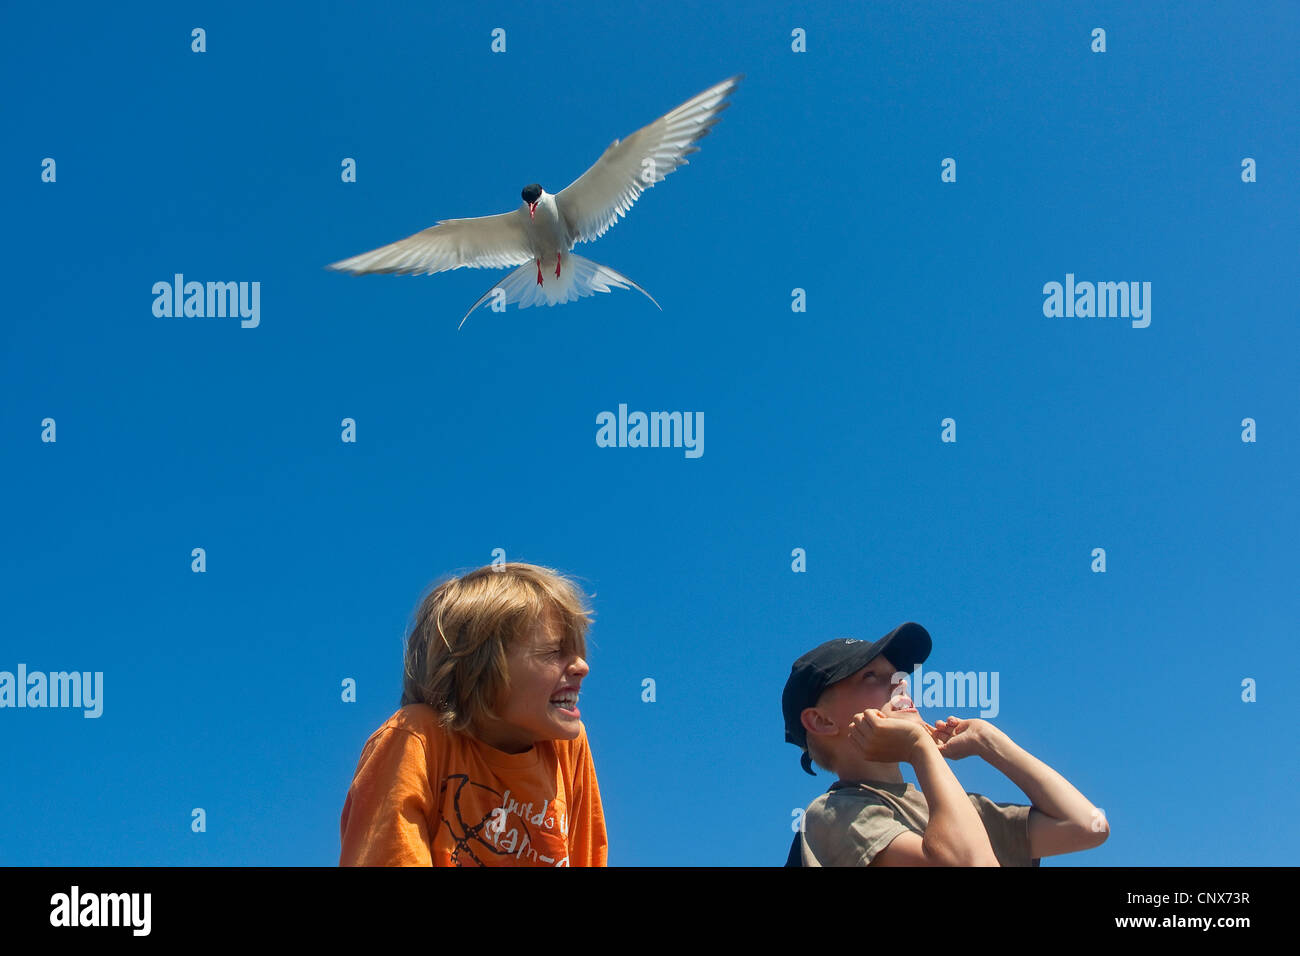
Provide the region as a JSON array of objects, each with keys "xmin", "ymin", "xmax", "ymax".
[
  {"xmin": 549, "ymin": 692, "xmax": 580, "ymax": 718},
  {"xmin": 888, "ymin": 694, "xmax": 917, "ymax": 713}
]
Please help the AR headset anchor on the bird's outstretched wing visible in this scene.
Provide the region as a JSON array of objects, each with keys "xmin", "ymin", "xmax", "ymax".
[
  {"xmin": 326, "ymin": 210, "xmax": 533, "ymax": 276},
  {"xmin": 555, "ymin": 74, "xmax": 743, "ymax": 246}
]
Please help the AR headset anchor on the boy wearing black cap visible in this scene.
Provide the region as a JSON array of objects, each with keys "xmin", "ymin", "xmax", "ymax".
[{"xmin": 782, "ymin": 623, "xmax": 1108, "ymax": 866}]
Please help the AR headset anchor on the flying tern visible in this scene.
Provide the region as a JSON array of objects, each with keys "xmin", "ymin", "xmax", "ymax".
[{"xmin": 326, "ymin": 74, "xmax": 743, "ymax": 329}]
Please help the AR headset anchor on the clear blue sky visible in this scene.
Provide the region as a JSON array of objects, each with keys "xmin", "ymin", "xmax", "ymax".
[{"xmin": 2, "ymin": 1, "xmax": 1297, "ymax": 866}]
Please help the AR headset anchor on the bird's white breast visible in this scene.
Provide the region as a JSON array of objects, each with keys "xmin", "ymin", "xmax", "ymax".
[{"xmin": 527, "ymin": 193, "xmax": 572, "ymax": 258}]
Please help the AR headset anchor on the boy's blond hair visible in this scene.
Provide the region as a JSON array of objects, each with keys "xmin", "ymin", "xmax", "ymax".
[
  {"xmin": 806, "ymin": 735, "xmax": 837, "ymax": 776},
  {"xmin": 401, "ymin": 563, "xmax": 593, "ymax": 734}
]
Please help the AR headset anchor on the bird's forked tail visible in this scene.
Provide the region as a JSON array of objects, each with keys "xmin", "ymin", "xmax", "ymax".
[{"xmin": 458, "ymin": 254, "xmax": 661, "ymax": 329}]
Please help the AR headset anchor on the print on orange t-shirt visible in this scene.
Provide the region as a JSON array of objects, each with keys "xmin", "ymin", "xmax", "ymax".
[{"xmin": 340, "ymin": 704, "xmax": 608, "ymax": 866}]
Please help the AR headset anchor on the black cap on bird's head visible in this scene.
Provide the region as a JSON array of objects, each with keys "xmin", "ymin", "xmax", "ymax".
[{"xmin": 522, "ymin": 183, "xmax": 543, "ymax": 220}]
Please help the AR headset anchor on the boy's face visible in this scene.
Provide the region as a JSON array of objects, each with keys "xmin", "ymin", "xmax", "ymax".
[
  {"xmin": 815, "ymin": 654, "xmax": 925, "ymax": 732},
  {"xmin": 481, "ymin": 610, "xmax": 589, "ymax": 753}
]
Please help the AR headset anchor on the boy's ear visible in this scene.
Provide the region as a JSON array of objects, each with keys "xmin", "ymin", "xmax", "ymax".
[{"xmin": 800, "ymin": 705, "xmax": 837, "ymax": 739}]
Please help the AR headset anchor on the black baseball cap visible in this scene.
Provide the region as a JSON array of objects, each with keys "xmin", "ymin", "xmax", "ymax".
[{"xmin": 781, "ymin": 622, "xmax": 932, "ymax": 775}]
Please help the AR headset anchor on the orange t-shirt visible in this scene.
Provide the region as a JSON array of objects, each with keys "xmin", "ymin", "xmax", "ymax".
[{"xmin": 339, "ymin": 704, "xmax": 607, "ymax": 867}]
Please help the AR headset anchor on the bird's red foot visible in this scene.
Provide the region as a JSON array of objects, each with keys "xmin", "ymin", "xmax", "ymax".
[
  {"xmin": 536, "ymin": 260, "xmax": 543, "ymax": 286},
  {"xmin": 555, "ymin": 254, "xmax": 562, "ymax": 278}
]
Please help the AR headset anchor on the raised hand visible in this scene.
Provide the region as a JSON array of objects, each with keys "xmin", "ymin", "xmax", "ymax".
[
  {"xmin": 931, "ymin": 717, "xmax": 1002, "ymax": 760},
  {"xmin": 846, "ymin": 709, "xmax": 930, "ymax": 764}
]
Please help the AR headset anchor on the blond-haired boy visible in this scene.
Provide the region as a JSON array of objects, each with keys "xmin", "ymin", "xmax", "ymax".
[{"xmin": 340, "ymin": 563, "xmax": 606, "ymax": 866}]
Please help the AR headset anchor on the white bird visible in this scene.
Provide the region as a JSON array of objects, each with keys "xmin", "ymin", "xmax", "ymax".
[{"xmin": 326, "ymin": 75, "xmax": 743, "ymax": 329}]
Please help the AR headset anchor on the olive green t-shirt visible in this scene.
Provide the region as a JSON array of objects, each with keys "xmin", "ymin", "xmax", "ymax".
[{"xmin": 801, "ymin": 779, "xmax": 1039, "ymax": 867}]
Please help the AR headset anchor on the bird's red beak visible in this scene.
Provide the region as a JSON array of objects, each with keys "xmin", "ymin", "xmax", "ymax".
[{"xmin": 529, "ymin": 202, "xmax": 537, "ymax": 220}]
